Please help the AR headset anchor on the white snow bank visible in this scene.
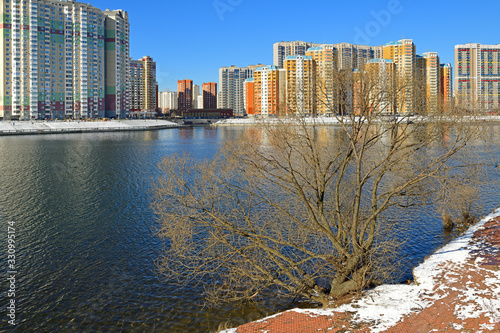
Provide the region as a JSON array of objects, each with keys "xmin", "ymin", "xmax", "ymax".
[
  {"xmin": 0, "ymin": 119, "xmax": 179, "ymax": 134},
  {"xmin": 222, "ymin": 208, "xmax": 500, "ymax": 333}
]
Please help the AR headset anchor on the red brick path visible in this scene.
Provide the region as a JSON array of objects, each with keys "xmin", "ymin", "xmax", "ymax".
[{"xmin": 230, "ymin": 217, "xmax": 500, "ymax": 333}]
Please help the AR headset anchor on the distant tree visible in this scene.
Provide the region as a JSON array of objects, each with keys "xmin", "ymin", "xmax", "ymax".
[{"xmin": 152, "ymin": 69, "xmax": 482, "ymax": 307}]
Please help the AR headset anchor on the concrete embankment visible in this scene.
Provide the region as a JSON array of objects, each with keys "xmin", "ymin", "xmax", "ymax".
[{"xmin": 0, "ymin": 119, "xmax": 181, "ymax": 136}]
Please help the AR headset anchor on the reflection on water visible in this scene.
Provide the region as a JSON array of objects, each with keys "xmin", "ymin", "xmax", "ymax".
[{"xmin": 0, "ymin": 125, "xmax": 499, "ymax": 332}]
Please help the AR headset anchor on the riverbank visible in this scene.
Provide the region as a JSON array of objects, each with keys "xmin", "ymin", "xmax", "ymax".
[
  {"xmin": 214, "ymin": 115, "xmax": 500, "ymax": 126},
  {"xmin": 0, "ymin": 119, "xmax": 181, "ymax": 136},
  {"xmin": 224, "ymin": 209, "xmax": 500, "ymax": 332}
]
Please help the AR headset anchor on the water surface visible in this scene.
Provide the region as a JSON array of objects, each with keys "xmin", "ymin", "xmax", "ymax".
[{"xmin": 0, "ymin": 125, "xmax": 499, "ymax": 332}]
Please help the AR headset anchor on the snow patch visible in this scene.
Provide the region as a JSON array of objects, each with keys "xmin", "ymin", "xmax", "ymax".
[
  {"xmin": 480, "ymin": 323, "xmax": 495, "ymax": 330},
  {"xmin": 221, "ymin": 208, "xmax": 500, "ymax": 333},
  {"xmin": 313, "ymin": 208, "xmax": 500, "ymax": 332}
]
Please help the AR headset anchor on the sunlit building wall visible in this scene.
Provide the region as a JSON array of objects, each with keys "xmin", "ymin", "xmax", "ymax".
[
  {"xmin": 383, "ymin": 39, "xmax": 417, "ymax": 113},
  {"xmin": 284, "ymin": 55, "xmax": 315, "ymax": 115},
  {"xmin": 440, "ymin": 63, "xmax": 453, "ymax": 112},
  {"xmin": 455, "ymin": 43, "xmax": 500, "ymax": 111}
]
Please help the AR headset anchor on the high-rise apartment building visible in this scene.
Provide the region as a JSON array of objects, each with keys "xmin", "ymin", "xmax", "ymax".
[
  {"xmin": 252, "ymin": 65, "xmax": 286, "ymax": 117},
  {"xmin": 364, "ymin": 59, "xmax": 397, "ymax": 114},
  {"xmin": 306, "ymin": 45, "xmax": 337, "ymax": 114},
  {"xmin": 383, "ymin": 39, "xmax": 417, "ymax": 113},
  {"xmin": 158, "ymin": 90, "xmax": 177, "ymax": 114},
  {"xmin": 455, "ymin": 43, "xmax": 500, "ymax": 111},
  {"xmin": 273, "ymin": 41, "xmax": 321, "ymax": 68},
  {"xmin": 334, "ymin": 43, "xmax": 383, "ymax": 70},
  {"xmin": 177, "ymin": 79, "xmax": 193, "ymax": 112},
  {"xmin": 130, "ymin": 56, "xmax": 157, "ymax": 114},
  {"xmin": 218, "ymin": 64, "xmax": 264, "ymax": 116},
  {"xmin": 421, "ymin": 52, "xmax": 440, "ymax": 113},
  {"xmin": 283, "ymin": 55, "xmax": 315, "ymax": 115},
  {"xmin": 0, "ymin": 0, "xmax": 129, "ymax": 120},
  {"xmin": 104, "ymin": 8, "xmax": 130, "ymax": 119},
  {"xmin": 202, "ymin": 82, "xmax": 217, "ymax": 109},
  {"xmin": 192, "ymin": 84, "xmax": 200, "ymax": 108},
  {"xmin": 196, "ymin": 94, "xmax": 203, "ymax": 110},
  {"xmin": 244, "ymin": 78, "xmax": 254, "ymax": 115},
  {"xmin": 440, "ymin": 63, "xmax": 453, "ymax": 112}
]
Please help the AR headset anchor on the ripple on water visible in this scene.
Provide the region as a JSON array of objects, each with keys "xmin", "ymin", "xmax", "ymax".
[{"xmin": 0, "ymin": 127, "xmax": 499, "ymax": 332}]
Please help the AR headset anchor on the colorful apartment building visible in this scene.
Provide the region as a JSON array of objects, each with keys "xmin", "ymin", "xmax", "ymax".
[
  {"xmin": 177, "ymin": 79, "xmax": 193, "ymax": 112},
  {"xmin": 421, "ymin": 52, "xmax": 440, "ymax": 113},
  {"xmin": 306, "ymin": 45, "xmax": 337, "ymax": 114},
  {"xmin": 0, "ymin": 0, "xmax": 129, "ymax": 120},
  {"xmin": 363, "ymin": 59, "xmax": 397, "ymax": 114},
  {"xmin": 244, "ymin": 78, "xmax": 254, "ymax": 115},
  {"xmin": 218, "ymin": 64, "xmax": 264, "ymax": 116},
  {"xmin": 383, "ymin": 39, "xmax": 417, "ymax": 113},
  {"xmin": 251, "ymin": 65, "xmax": 286, "ymax": 117},
  {"xmin": 440, "ymin": 63, "xmax": 453, "ymax": 112},
  {"xmin": 130, "ymin": 56, "xmax": 157, "ymax": 116},
  {"xmin": 202, "ymin": 82, "xmax": 217, "ymax": 109},
  {"xmin": 283, "ymin": 55, "xmax": 315, "ymax": 115},
  {"xmin": 273, "ymin": 41, "xmax": 321, "ymax": 69},
  {"xmin": 455, "ymin": 43, "xmax": 500, "ymax": 111},
  {"xmin": 104, "ymin": 9, "xmax": 130, "ymax": 118},
  {"xmin": 334, "ymin": 43, "xmax": 383, "ymax": 70}
]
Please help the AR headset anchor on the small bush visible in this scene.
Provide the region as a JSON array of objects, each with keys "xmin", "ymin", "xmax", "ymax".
[{"xmin": 442, "ymin": 213, "xmax": 455, "ymax": 231}]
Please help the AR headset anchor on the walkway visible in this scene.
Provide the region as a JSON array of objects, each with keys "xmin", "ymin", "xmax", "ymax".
[{"xmin": 226, "ymin": 210, "xmax": 500, "ymax": 332}]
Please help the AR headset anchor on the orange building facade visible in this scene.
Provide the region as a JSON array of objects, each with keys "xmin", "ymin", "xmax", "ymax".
[
  {"xmin": 202, "ymin": 82, "xmax": 217, "ymax": 109},
  {"xmin": 306, "ymin": 45, "xmax": 337, "ymax": 114},
  {"xmin": 440, "ymin": 64, "xmax": 453, "ymax": 112},
  {"xmin": 284, "ymin": 56, "xmax": 315, "ymax": 115},
  {"xmin": 177, "ymin": 80, "xmax": 193, "ymax": 111},
  {"xmin": 244, "ymin": 78, "xmax": 255, "ymax": 115},
  {"xmin": 253, "ymin": 66, "xmax": 285, "ymax": 116},
  {"xmin": 383, "ymin": 39, "xmax": 417, "ymax": 113}
]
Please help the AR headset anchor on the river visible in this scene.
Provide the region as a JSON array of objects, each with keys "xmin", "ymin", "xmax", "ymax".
[{"xmin": 0, "ymin": 124, "xmax": 499, "ymax": 332}]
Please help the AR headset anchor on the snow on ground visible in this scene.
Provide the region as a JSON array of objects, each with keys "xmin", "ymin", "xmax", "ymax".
[
  {"xmin": 251, "ymin": 208, "xmax": 500, "ymax": 333},
  {"xmin": 0, "ymin": 119, "xmax": 179, "ymax": 134},
  {"xmin": 215, "ymin": 115, "xmax": 500, "ymax": 126}
]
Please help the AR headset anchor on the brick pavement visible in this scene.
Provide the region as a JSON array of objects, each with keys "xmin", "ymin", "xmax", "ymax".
[{"xmin": 226, "ymin": 213, "xmax": 500, "ymax": 333}]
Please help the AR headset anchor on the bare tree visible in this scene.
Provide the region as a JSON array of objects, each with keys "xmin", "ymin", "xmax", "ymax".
[{"xmin": 152, "ymin": 70, "xmax": 482, "ymax": 307}]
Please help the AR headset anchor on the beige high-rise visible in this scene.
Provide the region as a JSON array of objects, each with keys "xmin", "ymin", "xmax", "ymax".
[
  {"xmin": 130, "ymin": 56, "xmax": 157, "ymax": 114},
  {"xmin": 383, "ymin": 39, "xmax": 417, "ymax": 113},
  {"xmin": 440, "ymin": 64, "xmax": 453, "ymax": 112},
  {"xmin": 273, "ymin": 41, "xmax": 321, "ymax": 69},
  {"xmin": 306, "ymin": 45, "xmax": 337, "ymax": 114},
  {"xmin": 334, "ymin": 43, "xmax": 383, "ymax": 70},
  {"xmin": 283, "ymin": 55, "xmax": 315, "ymax": 115},
  {"xmin": 421, "ymin": 52, "xmax": 440, "ymax": 113},
  {"xmin": 364, "ymin": 59, "xmax": 397, "ymax": 114}
]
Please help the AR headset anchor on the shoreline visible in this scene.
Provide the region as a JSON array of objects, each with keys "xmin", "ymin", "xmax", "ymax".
[
  {"xmin": 0, "ymin": 119, "xmax": 182, "ymax": 136},
  {"xmin": 224, "ymin": 209, "xmax": 500, "ymax": 332},
  {"xmin": 214, "ymin": 115, "xmax": 500, "ymax": 126}
]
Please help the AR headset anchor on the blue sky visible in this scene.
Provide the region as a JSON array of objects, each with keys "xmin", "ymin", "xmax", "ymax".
[{"xmin": 91, "ymin": 0, "xmax": 500, "ymax": 91}]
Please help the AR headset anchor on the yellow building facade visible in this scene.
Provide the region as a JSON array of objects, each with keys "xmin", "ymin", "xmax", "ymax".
[
  {"xmin": 306, "ymin": 45, "xmax": 337, "ymax": 115},
  {"xmin": 283, "ymin": 55, "xmax": 315, "ymax": 115},
  {"xmin": 383, "ymin": 39, "xmax": 417, "ymax": 113}
]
